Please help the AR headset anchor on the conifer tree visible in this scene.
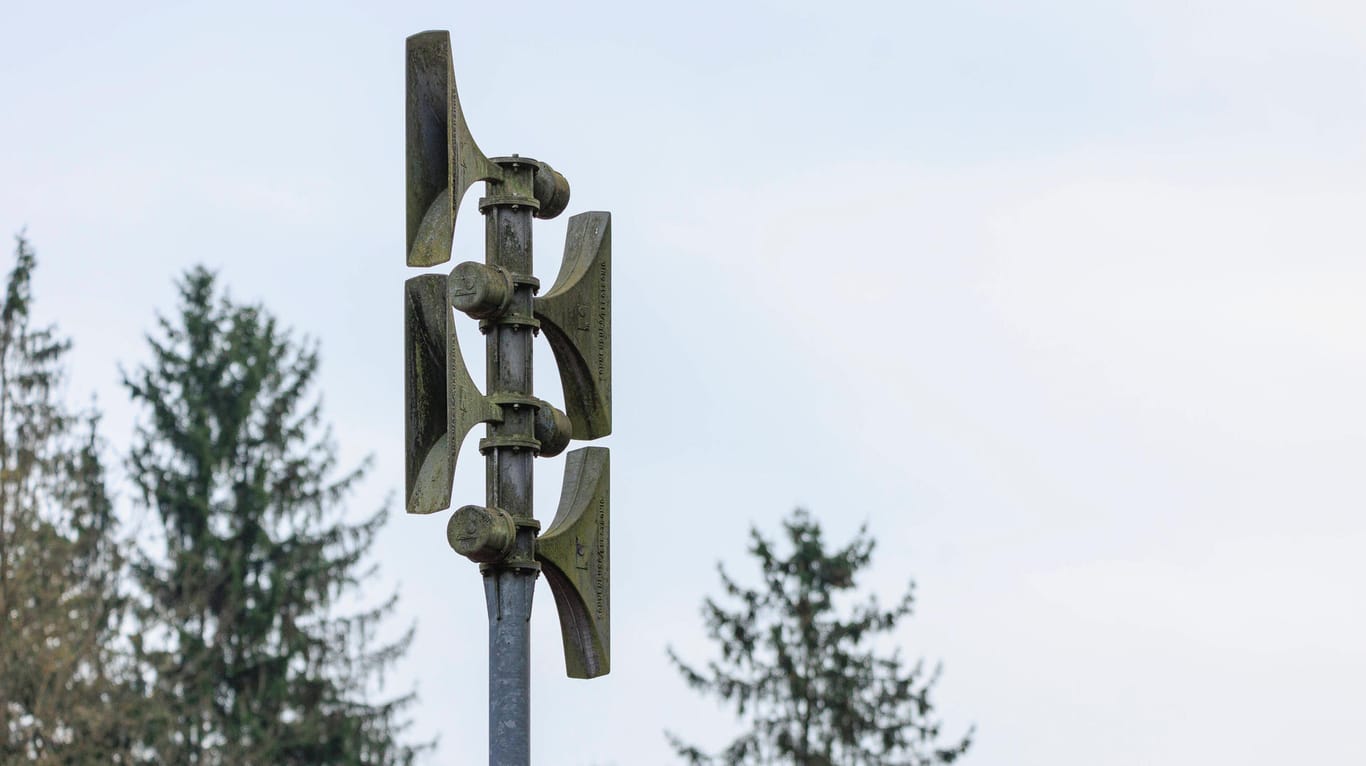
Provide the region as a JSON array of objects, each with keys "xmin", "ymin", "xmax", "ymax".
[
  {"xmin": 668, "ymin": 509, "xmax": 973, "ymax": 766},
  {"xmin": 124, "ymin": 267, "xmax": 424, "ymax": 765},
  {"xmin": 0, "ymin": 234, "xmax": 133, "ymax": 761}
]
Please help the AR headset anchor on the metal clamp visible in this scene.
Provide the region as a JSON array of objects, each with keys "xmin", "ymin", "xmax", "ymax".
[
  {"xmin": 478, "ymin": 314, "xmax": 541, "ymax": 334},
  {"xmin": 478, "ymin": 435, "xmax": 542, "ymax": 454},
  {"xmin": 478, "ymin": 193, "xmax": 540, "ymax": 213}
]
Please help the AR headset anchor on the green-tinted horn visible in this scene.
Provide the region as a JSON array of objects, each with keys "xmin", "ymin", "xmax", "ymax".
[
  {"xmin": 535, "ymin": 212, "xmax": 612, "ymax": 440},
  {"xmin": 403, "ymin": 274, "xmax": 501, "ymax": 515},
  {"xmin": 405, "ymin": 30, "xmax": 499, "ymax": 267},
  {"xmin": 537, "ymin": 447, "xmax": 610, "ymax": 678}
]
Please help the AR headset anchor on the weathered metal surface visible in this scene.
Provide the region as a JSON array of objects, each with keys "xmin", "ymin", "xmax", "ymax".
[
  {"xmin": 448, "ymin": 505, "xmax": 517, "ymax": 563},
  {"xmin": 403, "ymin": 28, "xmax": 613, "ymax": 765},
  {"xmin": 404, "ymin": 276, "xmax": 446, "ymax": 514},
  {"xmin": 406, "ymin": 275, "xmax": 491, "ymax": 514},
  {"xmin": 450, "ymin": 261, "xmax": 512, "ymax": 319},
  {"xmin": 532, "ymin": 400, "xmax": 572, "ymax": 458},
  {"xmin": 406, "ymin": 31, "xmax": 499, "ymax": 267},
  {"xmin": 478, "ymin": 158, "xmax": 541, "ymax": 765},
  {"xmin": 532, "ymin": 161, "xmax": 571, "ymax": 220},
  {"xmin": 536, "ymin": 447, "xmax": 610, "ymax": 679},
  {"xmin": 481, "ymin": 158, "xmax": 538, "ymax": 536},
  {"xmin": 534, "ymin": 212, "xmax": 612, "ymax": 440}
]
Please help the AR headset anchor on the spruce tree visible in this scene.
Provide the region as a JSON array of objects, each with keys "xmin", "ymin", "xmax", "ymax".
[
  {"xmin": 124, "ymin": 267, "xmax": 424, "ymax": 765},
  {"xmin": 668, "ymin": 510, "xmax": 973, "ymax": 766},
  {"xmin": 0, "ymin": 233, "xmax": 133, "ymax": 761}
]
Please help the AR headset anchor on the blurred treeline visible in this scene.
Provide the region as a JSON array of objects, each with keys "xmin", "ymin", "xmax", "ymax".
[{"xmin": 0, "ymin": 235, "xmax": 427, "ymax": 764}]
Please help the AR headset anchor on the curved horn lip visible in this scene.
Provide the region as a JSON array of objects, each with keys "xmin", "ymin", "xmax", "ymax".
[
  {"xmin": 537, "ymin": 447, "xmax": 610, "ymax": 678},
  {"xmin": 535, "ymin": 212, "xmax": 612, "ymax": 439},
  {"xmin": 406, "ymin": 30, "xmax": 498, "ymax": 267}
]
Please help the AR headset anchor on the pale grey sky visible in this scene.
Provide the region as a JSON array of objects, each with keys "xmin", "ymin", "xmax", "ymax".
[{"xmin": 3, "ymin": 1, "xmax": 1364, "ymax": 764}]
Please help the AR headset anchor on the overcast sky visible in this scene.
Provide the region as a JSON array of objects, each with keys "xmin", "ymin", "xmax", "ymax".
[{"xmin": 3, "ymin": 1, "xmax": 1364, "ymax": 764}]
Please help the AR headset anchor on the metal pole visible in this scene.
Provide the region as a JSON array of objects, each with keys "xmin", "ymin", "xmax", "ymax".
[{"xmin": 480, "ymin": 157, "xmax": 540, "ymax": 766}]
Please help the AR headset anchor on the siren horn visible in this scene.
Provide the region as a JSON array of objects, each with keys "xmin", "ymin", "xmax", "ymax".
[
  {"xmin": 406, "ymin": 31, "xmax": 571, "ymax": 267},
  {"xmin": 535, "ymin": 211, "xmax": 612, "ymax": 440},
  {"xmin": 406, "ymin": 30, "xmax": 498, "ymax": 267},
  {"xmin": 536, "ymin": 447, "xmax": 610, "ymax": 678},
  {"xmin": 404, "ymin": 275, "xmax": 502, "ymax": 515}
]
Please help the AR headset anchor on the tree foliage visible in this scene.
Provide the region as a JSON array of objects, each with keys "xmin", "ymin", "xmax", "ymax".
[
  {"xmin": 668, "ymin": 510, "xmax": 973, "ymax": 766},
  {"xmin": 124, "ymin": 267, "xmax": 425, "ymax": 765},
  {"xmin": 0, "ymin": 234, "xmax": 134, "ymax": 761}
]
